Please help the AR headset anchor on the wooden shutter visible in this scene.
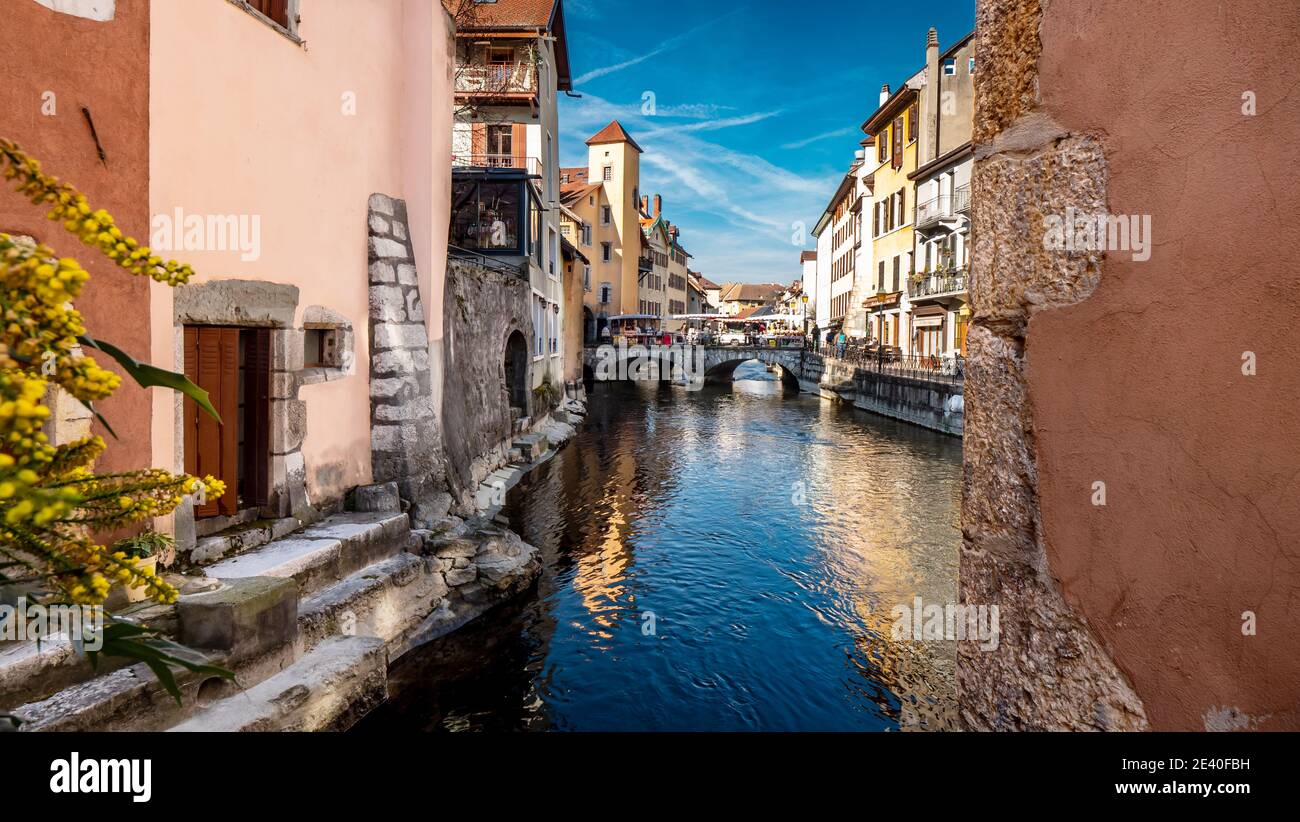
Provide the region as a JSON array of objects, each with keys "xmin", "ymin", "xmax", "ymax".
[
  {"xmin": 249, "ymin": 0, "xmax": 289, "ymax": 26},
  {"xmin": 511, "ymin": 123, "xmax": 527, "ymax": 170},
  {"xmin": 908, "ymin": 103, "xmax": 918, "ymax": 142},
  {"xmin": 470, "ymin": 123, "xmax": 486, "ymax": 159},
  {"xmin": 184, "ymin": 326, "xmax": 240, "ymax": 518},
  {"xmin": 892, "ymin": 117, "xmax": 903, "ymax": 169},
  {"xmin": 243, "ymin": 329, "xmax": 271, "ymax": 508},
  {"xmin": 878, "ymin": 132, "xmax": 887, "ymax": 163}
]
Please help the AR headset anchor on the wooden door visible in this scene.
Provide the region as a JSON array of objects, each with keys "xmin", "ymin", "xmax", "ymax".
[{"xmin": 184, "ymin": 327, "xmax": 239, "ymax": 518}]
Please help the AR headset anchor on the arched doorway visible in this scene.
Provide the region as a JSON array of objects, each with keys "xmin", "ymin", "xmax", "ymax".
[{"xmin": 504, "ymin": 330, "xmax": 529, "ymax": 417}]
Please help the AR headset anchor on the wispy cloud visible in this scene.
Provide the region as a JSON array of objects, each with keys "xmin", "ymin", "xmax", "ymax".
[
  {"xmin": 573, "ymin": 10, "xmax": 743, "ymax": 85},
  {"xmin": 641, "ymin": 111, "xmax": 783, "ymax": 137},
  {"xmin": 781, "ymin": 126, "xmax": 859, "ymax": 150}
]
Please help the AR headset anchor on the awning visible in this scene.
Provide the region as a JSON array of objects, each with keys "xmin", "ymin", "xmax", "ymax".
[
  {"xmin": 863, "ymin": 291, "xmax": 902, "ymax": 309},
  {"xmin": 608, "ymin": 314, "xmax": 659, "ymax": 321},
  {"xmin": 913, "ymin": 314, "xmax": 944, "ymax": 329},
  {"xmin": 911, "ymin": 304, "xmax": 947, "ymax": 318}
]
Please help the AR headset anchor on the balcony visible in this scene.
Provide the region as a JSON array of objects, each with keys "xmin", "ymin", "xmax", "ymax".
[
  {"xmin": 953, "ymin": 184, "xmax": 971, "ymax": 214},
  {"xmin": 908, "ymin": 267, "xmax": 969, "ymax": 300},
  {"xmin": 916, "ymin": 194, "xmax": 951, "ymax": 229},
  {"xmin": 452, "ymin": 152, "xmax": 544, "ymax": 178},
  {"xmin": 455, "ymin": 62, "xmax": 538, "ymax": 99}
]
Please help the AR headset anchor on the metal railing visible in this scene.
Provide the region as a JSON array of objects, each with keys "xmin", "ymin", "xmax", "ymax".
[
  {"xmin": 812, "ymin": 340, "xmax": 965, "ymax": 384},
  {"xmin": 447, "ymin": 245, "xmax": 528, "ymax": 281},
  {"xmin": 452, "ymin": 153, "xmax": 544, "ymax": 177},
  {"xmin": 455, "ymin": 63, "xmax": 537, "ymax": 95},
  {"xmin": 953, "ymin": 184, "xmax": 971, "ymax": 213},
  {"xmin": 908, "ymin": 267, "xmax": 969, "ymax": 299},
  {"xmin": 916, "ymin": 194, "xmax": 951, "ymax": 228}
]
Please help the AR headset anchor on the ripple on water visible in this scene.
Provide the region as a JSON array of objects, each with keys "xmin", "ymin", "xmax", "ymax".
[{"xmin": 355, "ymin": 379, "xmax": 962, "ymax": 732}]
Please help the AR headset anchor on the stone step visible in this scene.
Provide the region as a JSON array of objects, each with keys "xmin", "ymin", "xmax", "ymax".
[
  {"xmin": 203, "ymin": 512, "xmax": 411, "ymax": 598},
  {"xmin": 297, "ymin": 552, "xmax": 447, "ymax": 654},
  {"xmin": 168, "ymin": 635, "xmax": 387, "ymax": 732},
  {"xmin": 512, "ymin": 432, "xmax": 549, "ymax": 461},
  {"xmin": 190, "ymin": 516, "xmax": 303, "ymax": 566}
]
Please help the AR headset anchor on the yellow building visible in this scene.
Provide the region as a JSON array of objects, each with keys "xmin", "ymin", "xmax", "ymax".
[
  {"xmin": 862, "ymin": 81, "xmax": 921, "ymax": 349},
  {"xmin": 560, "ymin": 121, "xmax": 645, "ymax": 342}
]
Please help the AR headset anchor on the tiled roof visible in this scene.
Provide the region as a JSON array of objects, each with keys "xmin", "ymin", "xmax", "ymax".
[
  {"xmin": 560, "ymin": 182, "xmax": 600, "ymax": 206},
  {"xmin": 559, "ymin": 167, "xmax": 588, "ymax": 185},
  {"xmin": 800, "ymin": 250, "xmax": 817, "ymax": 263},
  {"xmin": 586, "ymin": 120, "xmax": 644, "ymax": 153},
  {"xmin": 446, "ymin": 0, "xmax": 558, "ymax": 30},
  {"xmin": 720, "ymin": 283, "xmax": 786, "ymax": 303}
]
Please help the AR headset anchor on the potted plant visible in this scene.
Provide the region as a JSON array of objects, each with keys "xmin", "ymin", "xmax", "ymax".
[{"xmin": 111, "ymin": 532, "xmax": 173, "ymax": 604}]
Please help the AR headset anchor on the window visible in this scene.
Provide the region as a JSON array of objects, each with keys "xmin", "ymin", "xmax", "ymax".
[
  {"xmin": 581, "ymin": 223, "xmax": 592, "ymax": 246},
  {"xmin": 908, "ymin": 103, "xmax": 918, "ymax": 142},
  {"xmin": 486, "ymin": 124, "xmax": 513, "ymax": 162},
  {"xmin": 303, "ymin": 328, "xmax": 340, "ymax": 368},
  {"xmin": 599, "ymin": 283, "xmax": 611, "ymax": 304},
  {"xmin": 488, "ymin": 46, "xmax": 514, "ymax": 65},
  {"xmin": 891, "ymin": 116, "xmax": 903, "ymax": 169},
  {"xmin": 601, "ymin": 242, "xmax": 612, "ymax": 262},
  {"xmin": 944, "ymin": 58, "xmax": 957, "ymax": 76},
  {"xmin": 583, "ymin": 265, "xmax": 592, "ymax": 290},
  {"xmin": 245, "ymin": 0, "xmax": 294, "ymax": 32},
  {"xmin": 601, "ymin": 205, "xmax": 611, "ymax": 225},
  {"xmin": 969, "ymin": 57, "xmax": 976, "ymax": 75},
  {"xmin": 533, "ymin": 299, "xmax": 545, "ymax": 359},
  {"xmin": 878, "ymin": 260, "xmax": 886, "ymax": 290},
  {"xmin": 603, "ymin": 165, "xmax": 613, "ymax": 181},
  {"xmin": 548, "ymin": 228, "xmax": 557, "ymax": 277},
  {"xmin": 450, "ymin": 178, "xmax": 521, "ymax": 252},
  {"xmin": 877, "ymin": 128, "xmax": 888, "ymax": 163},
  {"xmin": 892, "ymin": 255, "xmax": 901, "ymax": 292}
]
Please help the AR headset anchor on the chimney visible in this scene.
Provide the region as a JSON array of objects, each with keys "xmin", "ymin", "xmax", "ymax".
[
  {"xmin": 879, "ymin": 84, "xmax": 890, "ymax": 107},
  {"xmin": 653, "ymin": 194, "xmax": 662, "ymax": 219},
  {"xmin": 923, "ymin": 27, "xmax": 941, "ymax": 164},
  {"xmin": 642, "ymin": 195, "xmax": 650, "ymax": 214}
]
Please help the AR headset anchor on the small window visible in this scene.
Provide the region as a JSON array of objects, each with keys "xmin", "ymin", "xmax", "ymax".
[
  {"xmin": 601, "ymin": 242, "xmax": 612, "ymax": 262},
  {"xmin": 602, "ymin": 165, "xmax": 613, "ymax": 182},
  {"xmin": 968, "ymin": 57, "xmax": 976, "ymax": 75},
  {"xmin": 908, "ymin": 103, "xmax": 918, "ymax": 142},
  {"xmin": 877, "ymin": 129, "xmax": 888, "ymax": 163},
  {"xmin": 304, "ymin": 328, "xmax": 340, "ymax": 368},
  {"xmin": 943, "ymin": 58, "xmax": 957, "ymax": 76},
  {"xmin": 601, "ymin": 205, "xmax": 611, "ymax": 225}
]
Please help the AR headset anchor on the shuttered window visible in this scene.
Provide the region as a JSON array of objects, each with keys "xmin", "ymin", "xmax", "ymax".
[
  {"xmin": 891, "ymin": 116, "xmax": 903, "ymax": 169},
  {"xmin": 908, "ymin": 103, "xmax": 919, "ymax": 142},
  {"xmin": 184, "ymin": 326, "xmax": 271, "ymax": 517},
  {"xmin": 878, "ymin": 129, "xmax": 888, "ymax": 163},
  {"xmin": 248, "ymin": 0, "xmax": 290, "ymax": 27}
]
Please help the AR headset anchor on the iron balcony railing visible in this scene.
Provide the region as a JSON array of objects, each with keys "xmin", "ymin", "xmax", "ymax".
[
  {"xmin": 455, "ymin": 63, "xmax": 537, "ymax": 96},
  {"xmin": 451, "ymin": 153, "xmax": 544, "ymax": 177},
  {"xmin": 916, "ymin": 194, "xmax": 951, "ymax": 228},
  {"xmin": 953, "ymin": 184, "xmax": 971, "ymax": 213},
  {"xmin": 908, "ymin": 267, "xmax": 969, "ymax": 299},
  {"xmin": 447, "ymin": 245, "xmax": 529, "ymax": 281}
]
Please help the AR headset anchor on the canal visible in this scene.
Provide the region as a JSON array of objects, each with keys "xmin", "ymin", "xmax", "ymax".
[{"xmin": 355, "ymin": 362, "xmax": 963, "ymax": 732}]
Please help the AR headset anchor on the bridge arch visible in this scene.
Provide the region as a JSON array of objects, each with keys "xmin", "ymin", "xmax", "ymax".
[{"xmin": 704, "ymin": 356, "xmax": 802, "ymax": 391}]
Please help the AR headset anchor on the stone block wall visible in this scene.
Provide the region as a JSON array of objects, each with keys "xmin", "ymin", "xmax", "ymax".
[
  {"xmin": 440, "ymin": 257, "xmax": 535, "ymax": 512},
  {"xmin": 367, "ymin": 194, "xmax": 447, "ymax": 527}
]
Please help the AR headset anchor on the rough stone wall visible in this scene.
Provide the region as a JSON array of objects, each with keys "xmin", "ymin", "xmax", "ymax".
[
  {"xmin": 963, "ymin": 0, "xmax": 1300, "ymax": 730},
  {"xmin": 959, "ymin": 0, "xmax": 1149, "ymax": 730},
  {"xmin": 367, "ymin": 194, "xmax": 447, "ymax": 527},
  {"xmin": 440, "ymin": 257, "xmax": 534, "ymax": 512}
]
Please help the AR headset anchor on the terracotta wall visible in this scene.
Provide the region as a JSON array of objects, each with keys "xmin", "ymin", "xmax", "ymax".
[
  {"xmin": 0, "ymin": 0, "xmax": 152, "ymax": 474},
  {"xmin": 964, "ymin": 0, "xmax": 1300, "ymax": 730}
]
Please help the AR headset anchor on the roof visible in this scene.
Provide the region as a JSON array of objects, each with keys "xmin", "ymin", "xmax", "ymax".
[
  {"xmin": 720, "ymin": 283, "xmax": 786, "ymax": 303},
  {"xmin": 559, "ymin": 167, "xmax": 588, "ymax": 185},
  {"xmin": 560, "ymin": 236, "xmax": 588, "ymax": 264},
  {"xmin": 862, "ymin": 85, "xmax": 918, "ymax": 136},
  {"xmin": 446, "ymin": 0, "xmax": 572, "ymax": 91},
  {"xmin": 586, "ymin": 120, "xmax": 644, "ymax": 153},
  {"xmin": 800, "ymin": 250, "xmax": 818, "ymax": 263},
  {"xmin": 560, "ymin": 182, "xmax": 600, "ymax": 206}
]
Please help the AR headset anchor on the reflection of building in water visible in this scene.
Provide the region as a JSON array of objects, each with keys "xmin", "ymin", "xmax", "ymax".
[{"xmin": 800, "ymin": 400, "xmax": 959, "ymax": 729}]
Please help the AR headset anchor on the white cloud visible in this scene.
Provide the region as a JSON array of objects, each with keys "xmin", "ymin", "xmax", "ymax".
[{"xmin": 781, "ymin": 126, "xmax": 859, "ymax": 150}]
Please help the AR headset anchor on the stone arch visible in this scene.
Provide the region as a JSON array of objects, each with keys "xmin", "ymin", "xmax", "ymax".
[
  {"xmin": 503, "ymin": 329, "xmax": 529, "ymax": 415},
  {"xmin": 704, "ymin": 357, "xmax": 801, "ymax": 391}
]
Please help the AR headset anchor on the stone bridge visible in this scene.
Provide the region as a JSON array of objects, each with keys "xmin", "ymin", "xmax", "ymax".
[{"xmin": 581, "ymin": 344, "xmax": 806, "ymax": 387}]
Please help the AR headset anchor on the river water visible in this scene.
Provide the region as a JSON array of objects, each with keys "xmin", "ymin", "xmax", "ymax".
[{"xmin": 356, "ymin": 362, "xmax": 963, "ymax": 732}]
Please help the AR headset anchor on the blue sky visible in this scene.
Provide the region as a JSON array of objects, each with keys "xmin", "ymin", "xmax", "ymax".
[{"xmin": 558, "ymin": 0, "xmax": 975, "ymax": 284}]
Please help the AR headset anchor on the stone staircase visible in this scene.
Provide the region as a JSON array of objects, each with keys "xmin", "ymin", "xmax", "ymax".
[{"xmin": 2, "ymin": 488, "xmax": 540, "ymax": 732}]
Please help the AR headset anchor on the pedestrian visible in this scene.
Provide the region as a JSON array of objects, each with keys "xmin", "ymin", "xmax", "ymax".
[{"xmin": 836, "ymin": 330, "xmax": 847, "ymax": 359}]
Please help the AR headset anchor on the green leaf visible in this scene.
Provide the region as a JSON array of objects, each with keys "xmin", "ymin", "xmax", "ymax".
[
  {"xmin": 78, "ymin": 334, "xmax": 221, "ymax": 424},
  {"xmin": 84, "ymin": 617, "xmax": 239, "ymax": 707},
  {"xmin": 83, "ymin": 400, "xmax": 118, "ymax": 440}
]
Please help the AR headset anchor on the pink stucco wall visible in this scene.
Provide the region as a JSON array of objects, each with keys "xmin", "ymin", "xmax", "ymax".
[{"xmin": 149, "ymin": 0, "xmax": 453, "ymax": 501}]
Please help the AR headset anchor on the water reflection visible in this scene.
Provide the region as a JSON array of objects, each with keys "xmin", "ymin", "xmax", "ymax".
[{"xmin": 356, "ymin": 374, "xmax": 962, "ymax": 732}]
